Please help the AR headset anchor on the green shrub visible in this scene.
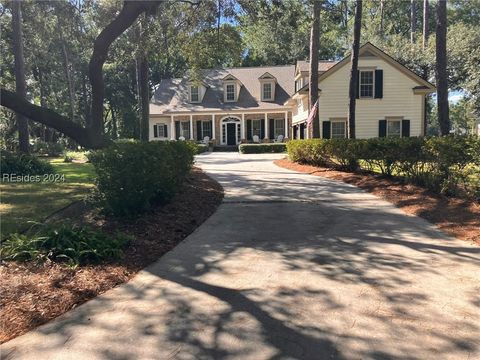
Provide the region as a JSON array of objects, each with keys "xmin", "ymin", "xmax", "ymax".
[
  {"xmin": 0, "ymin": 223, "xmax": 131, "ymax": 267},
  {"xmin": 287, "ymin": 136, "xmax": 480, "ymax": 200},
  {"xmin": 32, "ymin": 140, "xmax": 65, "ymax": 156},
  {"xmin": 88, "ymin": 141, "xmax": 194, "ymax": 216},
  {"xmin": 0, "ymin": 150, "xmax": 55, "ymax": 176},
  {"xmin": 239, "ymin": 143, "xmax": 287, "ymax": 154}
]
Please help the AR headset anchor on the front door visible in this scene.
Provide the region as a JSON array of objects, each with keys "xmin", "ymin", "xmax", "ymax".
[{"xmin": 226, "ymin": 123, "xmax": 236, "ymax": 145}]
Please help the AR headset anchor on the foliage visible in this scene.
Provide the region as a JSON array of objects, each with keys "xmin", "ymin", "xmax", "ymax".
[
  {"xmin": 88, "ymin": 141, "xmax": 194, "ymax": 216},
  {"xmin": 0, "ymin": 223, "xmax": 131, "ymax": 267},
  {"xmin": 287, "ymin": 136, "xmax": 480, "ymax": 199},
  {"xmin": 239, "ymin": 143, "xmax": 287, "ymax": 154},
  {"xmin": 32, "ymin": 140, "xmax": 65, "ymax": 156},
  {"xmin": 0, "ymin": 150, "xmax": 54, "ymax": 176}
]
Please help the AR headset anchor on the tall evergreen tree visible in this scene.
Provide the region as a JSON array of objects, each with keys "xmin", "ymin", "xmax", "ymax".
[
  {"xmin": 348, "ymin": 0, "xmax": 362, "ymax": 139},
  {"xmin": 12, "ymin": 0, "xmax": 29, "ymax": 153},
  {"xmin": 436, "ymin": 0, "xmax": 450, "ymax": 135},
  {"xmin": 309, "ymin": 0, "xmax": 321, "ymax": 138}
]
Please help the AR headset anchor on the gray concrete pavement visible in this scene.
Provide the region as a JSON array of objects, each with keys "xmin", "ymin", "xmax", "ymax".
[{"xmin": 2, "ymin": 152, "xmax": 479, "ymax": 360}]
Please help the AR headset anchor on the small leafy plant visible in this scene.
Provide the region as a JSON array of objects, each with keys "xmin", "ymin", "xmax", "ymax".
[{"xmin": 0, "ymin": 223, "xmax": 132, "ymax": 267}]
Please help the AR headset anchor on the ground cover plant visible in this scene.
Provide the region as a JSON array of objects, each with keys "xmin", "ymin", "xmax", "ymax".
[{"xmin": 287, "ymin": 136, "xmax": 480, "ymax": 200}]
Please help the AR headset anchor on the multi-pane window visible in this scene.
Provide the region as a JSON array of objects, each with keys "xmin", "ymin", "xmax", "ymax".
[
  {"xmin": 387, "ymin": 120, "xmax": 401, "ymax": 137},
  {"xmin": 263, "ymin": 83, "xmax": 272, "ymax": 100},
  {"xmin": 252, "ymin": 119, "xmax": 261, "ymax": 137},
  {"xmin": 226, "ymin": 84, "xmax": 235, "ymax": 101},
  {"xmin": 331, "ymin": 121, "xmax": 346, "ymax": 138},
  {"xmin": 360, "ymin": 70, "xmax": 374, "ymax": 98},
  {"xmin": 190, "ymin": 86, "xmax": 199, "ymax": 102},
  {"xmin": 274, "ymin": 119, "xmax": 284, "ymax": 137},
  {"xmin": 156, "ymin": 124, "xmax": 166, "ymax": 138},
  {"xmin": 181, "ymin": 121, "xmax": 190, "ymax": 139},
  {"xmin": 202, "ymin": 121, "xmax": 212, "ymax": 138}
]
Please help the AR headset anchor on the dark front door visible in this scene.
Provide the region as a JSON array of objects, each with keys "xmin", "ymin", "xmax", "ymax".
[{"xmin": 226, "ymin": 123, "xmax": 236, "ymax": 145}]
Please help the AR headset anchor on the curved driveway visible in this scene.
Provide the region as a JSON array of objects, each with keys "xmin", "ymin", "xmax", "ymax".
[{"xmin": 2, "ymin": 152, "xmax": 479, "ymax": 360}]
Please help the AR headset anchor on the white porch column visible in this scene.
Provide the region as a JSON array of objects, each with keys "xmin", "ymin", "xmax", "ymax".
[
  {"xmin": 284, "ymin": 111, "xmax": 288, "ymax": 138},
  {"xmin": 189, "ymin": 115, "xmax": 194, "ymax": 140},
  {"xmin": 241, "ymin": 113, "xmax": 245, "ymax": 140},
  {"xmin": 211, "ymin": 114, "xmax": 215, "ymax": 141},
  {"xmin": 264, "ymin": 113, "xmax": 268, "ymax": 140},
  {"xmin": 170, "ymin": 115, "xmax": 175, "ymax": 140}
]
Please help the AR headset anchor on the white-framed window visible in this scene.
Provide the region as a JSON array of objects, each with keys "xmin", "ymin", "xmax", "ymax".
[
  {"xmin": 274, "ymin": 119, "xmax": 284, "ymax": 137},
  {"xmin": 190, "ymin": 85, "xmax": 199, "ymax": 102},
  {"xmin": 225, "ymin": 84, "xmax": 236, "ymax": 101},
  {"xmin": 154, "ymin": 123, "xmax": 167, "ymax": 138},
  {"xmin": 181, "ymin": 121, "xmax": 190, "ymax": 139},
  {"xmin": 359, "ymin": 70, "xmax": 374, "ymax": 98},
  {"xmin": 331, "ymin": 121, "xmax": 346, "ymax": 139},
  {"xmin": 297, "ymin": 99, "xmax": 303, "ymax": 112},
  {"xmin": 201, "ymin": 121, "xmax": 212, "ymax": 138},
  {"xmin": 262, "ymin": 82, "xmax": 273, "ymax": 100},
  {"xmin": 295, "ymin": 79, "xmax": 302, "ymax": 91},
  {"xmin": 252, "ymin": 119, "xmax": 261, "ymax": 137},
  {"xmin": 387, "ymin": 119, "xmax": 401, "ymax": 137}
]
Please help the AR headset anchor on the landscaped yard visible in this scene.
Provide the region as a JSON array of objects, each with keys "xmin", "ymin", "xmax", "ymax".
[{"xmin": 0, "ymin": 158, "xmax": 95, "ymax": 237}]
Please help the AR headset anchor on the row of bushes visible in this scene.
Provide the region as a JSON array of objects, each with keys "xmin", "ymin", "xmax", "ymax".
[
  {"xmin": 1, "ymin": 150, "xmax": 55, "ymax": 176},
  {"xmin": 239, "ymin": 143, "xmax": 287, "ymax": 154},
  {"xmin": 88, "ymin": 140, "xmax": 195, "ymax": 216},
  {"xmin": 287, "ymin": 136, "xmax": 480, "ymax": 199}
]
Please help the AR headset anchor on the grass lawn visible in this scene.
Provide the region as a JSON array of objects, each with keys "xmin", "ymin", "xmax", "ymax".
[{"xmin": 0, "ymin": 158, "xmax": 95, "ymax": 238}]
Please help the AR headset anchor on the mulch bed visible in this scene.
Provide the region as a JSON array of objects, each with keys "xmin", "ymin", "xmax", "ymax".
[
  {"xmin": 274, "ymin": 158, "xmax": 480, "ymax": 246},
  {"xmin": 0, "ymin": 167, "xmax": 224, "ymax": 343}
]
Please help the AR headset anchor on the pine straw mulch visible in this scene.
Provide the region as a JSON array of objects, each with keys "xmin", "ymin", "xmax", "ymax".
[
  {"xmin": 274, "ymin": 158, "xmax": 480, "ymax": 246},
  {"xmin": 0, "ymin": 167, "xmax": 224, "ymax": 343}
]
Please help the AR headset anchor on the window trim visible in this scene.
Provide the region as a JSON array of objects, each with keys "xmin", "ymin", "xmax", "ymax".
[
  {"xmin": 359, "ymin": 69, "xmax": 375, "ymax": 99},
  {"xmin": 330, "ymin": 119, "xmax": 347, "ymax": 139},
  {"xmin": 154, "ymin": 123, "xmax": 167, "ymax": 138},
  {"xmin": 251, "ymin": 119, "xmax": 262, "ymax": 138},
  {"xmin": 189, "ymin": 85, "xmax": 200, "ymax": 103},
  {"xmin": 181, "ymin": 121, "xmax": 190, "ymax": 139},
  {"xmin": 274, "ymin": 119, "xmax": 285, "ymax": 138},
  {"xmin": 225, "ymin": 83, "xmax": 236, "ymax": 102},
  {"xmin": 386, "ymin": 118, "xmax": 402, "ymax": 138},
  {"xmin": 261, "ymin": 82, "xmax": 274, "ymax": 101},
  {"xmin": 201, "ymin": 120, "xmax": 212, "ymax": 139}
]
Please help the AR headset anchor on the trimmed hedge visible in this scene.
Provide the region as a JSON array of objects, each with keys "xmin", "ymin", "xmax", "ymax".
[
  {"xmin": 0, "ymin": 150, "xmax": 55, "ymax": 176},
  {"xmin": 287, "ymin": 136, "xmax": 480, "ymax": 199},
  {"xmin": 88, "ymin": 141, "xmax": 194, "ymax": 216},
  {"xmin": 239, "ymin": 143, "xmax": 287, "ymax": 154}
]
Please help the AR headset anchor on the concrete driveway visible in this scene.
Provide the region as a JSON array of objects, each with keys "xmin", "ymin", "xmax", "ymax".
[{"xmin": 2, "ymin": 152, "xmax": 479, "ymax": 360}]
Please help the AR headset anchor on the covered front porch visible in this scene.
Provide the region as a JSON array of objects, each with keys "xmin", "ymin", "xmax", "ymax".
[{"xmin": 150, "ymin": 111, "xmax": 291, "ymax": 145}]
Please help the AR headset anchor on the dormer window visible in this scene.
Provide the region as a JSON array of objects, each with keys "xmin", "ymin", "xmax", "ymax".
[
  {"xmin": 226, "ymin": 83, "xmax": 236, "ymax": 102},
  {"xmin": 190, "ymin": 85, "xmax": 200, "ymax": 103},
  {"xmin": 262, "ymin": 83, "xmax": 273, "ymax": 101}
]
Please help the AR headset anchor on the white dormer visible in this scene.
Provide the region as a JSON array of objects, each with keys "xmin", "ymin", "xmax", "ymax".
[
  {"xmin": 188, "ymin": 81, "xmax": 208, "ymax": 103},
  {"xmin": 259, "ymin": 72, "xmax": 276, "ymax": 102},
  {"xmin": 222, "ymin": 74, "xmax": 242, "ymax": 102}
]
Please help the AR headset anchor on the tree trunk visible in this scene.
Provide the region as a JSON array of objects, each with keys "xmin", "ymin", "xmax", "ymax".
[
  {"xmin": 411, "ymin": 0, "xmax": 417, "ymax": 43},
  {"xmin": 12, "ymin": 0, "xmax": 29, "ymax": 153},
  {"xmin": 423, "ymin": 0, "xmax": 429, "ymax": 49},
  {"xmin": 348, "ymin": 0, "xmax": 362, "ymax": 139},
  {"xmin": 379, "ymin": 0, "xmax": 384, "ymax": 35},
  {"xmin": 135, "ymin": 17, "xmax": 150, "ymax": 142},
  {"xmin": 309, "ymin": 0, "xmax": 321, "ymax": 138},
  {"xmin": 435, "ymin": 0, "xmax": 450, "ymax": 135}
]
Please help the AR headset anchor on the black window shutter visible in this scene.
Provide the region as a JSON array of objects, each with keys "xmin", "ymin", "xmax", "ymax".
[
  {"xmin": 197, "ymin": 121, "xmax": 202, "ymax": 140},
  {"xmin": 322, "ymin": 121, "xmax": 331, "ymax": 139},
  {"xmin": 375, "ymin": 69, "xmax": 383, "ymax": 99},
  {"xmin": 402, "ymin": 119, "xmax": 410, "ymax": 137},
  {"xmin": 175, "ymin": 121, "xmax": 180, "ymax": 139},
  {"xmin": 260, "ymin": 119, "xmax": 265, "ymax": 139},
  {"xmin": 356, "ymin": 70, "xmax": 360, "ymax": 99},
  {"xmin": 153, "ymin": 124, "xmax": 158, "ymax": 138},
  {"xmin": 269, "ymin": 119, "xmax": 275, "ymax": 139},
  {"xmin": 379, "ymin": 120, "xmax": 387, "ymax": 137},
  {"xmin": 246, "ymin": 120, "xmax": 252, "ymax": 140},
  {"xmin": 164, "ymin": 124, "xmax": 168, "ymax": 138}
]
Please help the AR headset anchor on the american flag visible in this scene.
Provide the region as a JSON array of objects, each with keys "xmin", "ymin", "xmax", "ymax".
[{"xmin": 306, "ymin": 99, "xmax": 319, "ymax": 129}]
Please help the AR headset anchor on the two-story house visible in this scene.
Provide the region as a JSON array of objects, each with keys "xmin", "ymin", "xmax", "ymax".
[{"xmin": 149, "ymin": 43, "xmax": 436, "ymax": 144}]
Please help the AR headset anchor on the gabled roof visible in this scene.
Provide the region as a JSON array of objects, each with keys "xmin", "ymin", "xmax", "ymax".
[
  {"xmin": 258, "ymin": 72, "xmax": 277, "ymax": 80},
  {"xmin": 318, "ymin": 42, "xmax": 436, "ymax": 90},
  {"xmin": 222, "ymin": 74, "xmax": 240, "ymax": 81},
  {"xmin": 151, "ymin": 65, "xmax": 295, "ymax": 114}
]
